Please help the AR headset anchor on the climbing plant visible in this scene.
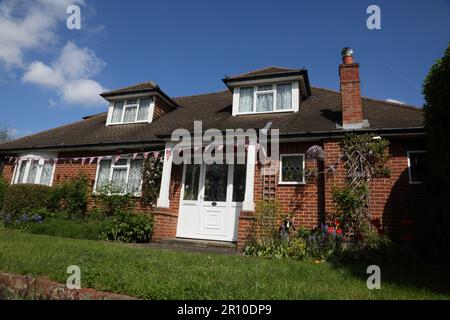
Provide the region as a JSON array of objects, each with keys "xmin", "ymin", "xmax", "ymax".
[
  {"xmin": 140, "ymin": 154, "xmax": 163, "ymax": 207},
  {"xmin": 333, "ymin": 134, "xmax": 390, "ymax": 239}
]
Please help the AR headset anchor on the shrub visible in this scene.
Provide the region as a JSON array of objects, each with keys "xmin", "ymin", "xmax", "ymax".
[
  {"xmin": 50, "ymin": 174, "xmax": 89, "ymax": 217},
  {"xmin": 100, "ymin": 211, "xmax": 153, "ymax": 243},
  {"xmin": 141, "ymin": 155, "xmax": 163, "ymax": 207},
  {"xmin": 93, "ymin": 184, "xmax": 134, "ymax": 217},
  {"xmin": 0, "ymin": 174, "xmax": 7, "ymax": 209},
  {"xmin": 2, "ymin": 184, "xmax": 52, "ymax": 216},
  {"xmin": 253, "ymin": 200, "xmax": 283, "ymax": 247},
  {"xmin": 1, "ymin": 212, "xmax": 44, "ymax": 232}
]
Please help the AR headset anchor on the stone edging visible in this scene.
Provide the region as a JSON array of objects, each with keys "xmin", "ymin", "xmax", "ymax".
[{"xmin": 0, "ymin": 272, "xmax": 139, "ymax": 300}]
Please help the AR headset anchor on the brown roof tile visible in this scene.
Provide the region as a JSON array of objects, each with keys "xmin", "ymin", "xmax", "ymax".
[{"xmin": 0, "ymin": 87, "xmax": 424, "ymax": 152}]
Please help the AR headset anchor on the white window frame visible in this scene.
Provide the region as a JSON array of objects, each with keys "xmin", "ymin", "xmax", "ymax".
[
  {"xmin": 407, "ymin": 150, "xmax": 426, "ymax": 185},
  {"xmin": 11, "ymin": 155, "xmax": 56, "ymax": 186},
  {"xmin": 233, "ymin": 81, "xmax": 299, "ymax": 115},
  {"xmin": 93, "ymin": 156, "xmax": 144, "ymax": 196},
  {"xmin": 106, "ymin": 96, "xmax": 155, "ymax": 125},
  {"xmin": 279, "ymin": 153, "xmax": 306, "ymax": 185}
]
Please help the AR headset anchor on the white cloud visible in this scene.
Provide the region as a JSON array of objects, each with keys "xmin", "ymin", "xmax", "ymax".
[
  {"xmin": 0, "ymin": 0, "xmax": 82, "ymax": 68},
  {"xmin": 23, "ymin": 41, "xmax": 107, "ymax": 106},
  {"xmin": 1, "ymin": 0, "xmax": 106, "ymax": 107},
  {"xmin": 385, "ymin": 98, "xmax": 406, "ymax": 105}
]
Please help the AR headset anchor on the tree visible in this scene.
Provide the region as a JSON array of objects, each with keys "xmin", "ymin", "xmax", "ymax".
[
  {"xmin": 423, "ymin": 43, "xmax": 450, "ymax": 260},
  {"xmin": 0, "ymin": 123, "xmax": 12, "ymax": 142}
]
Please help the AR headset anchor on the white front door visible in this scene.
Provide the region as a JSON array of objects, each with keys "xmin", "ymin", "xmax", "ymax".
[{"xmin": 176, "ymin": 162, "xmax": 245, "ymax": 242}]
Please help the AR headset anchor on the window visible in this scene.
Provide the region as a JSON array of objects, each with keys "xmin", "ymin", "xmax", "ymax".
[
  {"xmin": 183, "ymin": 164, "xmax": 201, "ymax": 200},
  {"xmin": 232, "ymin": 164, "xmax": 246, "ymax": 202},
  {"xmin": 109, "ymin": 97, "xmax": 152, "ymax": 124},
  {"xmin": 407, "ymin": 151, "xmax": 426, "ymax": 184},
  {"xmin": 279, "ymin": 154, "xmax": 305, "ymax": 184},
  {"xmin": 12, "ymin": 158, "xmax": 55, "ymax": 186},
  {"xmin": 237, "ymin": 82, "xmax": 294, "ymax": 114},
  {"xmin": 95, "ymin": 157, "xmax": 144, "ymax": 195}
]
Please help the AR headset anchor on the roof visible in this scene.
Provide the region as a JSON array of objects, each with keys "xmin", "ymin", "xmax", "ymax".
[
  {"xmin": 223, "ymin": 66, "xmax": 307, "ymax": 84},
  {"xmin": 0, "ymin": 87, "xmax": 424, "ymax": 152},
  {"xmin": 100, "ymin": 81, "xmax": 158, "ymax": 97}
]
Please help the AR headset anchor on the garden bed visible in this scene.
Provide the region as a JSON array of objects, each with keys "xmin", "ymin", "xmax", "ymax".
[{"xmin": 0, "ymin": 229, "xmax": 449, "ymax": 300}]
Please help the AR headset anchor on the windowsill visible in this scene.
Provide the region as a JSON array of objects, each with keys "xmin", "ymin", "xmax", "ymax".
[
  {"xmin": 278, "ymin": 181, "xmax": 306, "ymax": 185},
  {"xmin": 107, "ymin": 120, "xmax": 150, "ymax": 126},
  {"xmin": 235, "ymin": 109, "xmax": 295, "ymax": 116}
]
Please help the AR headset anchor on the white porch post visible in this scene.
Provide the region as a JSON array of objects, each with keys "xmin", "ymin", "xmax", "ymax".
[
  {"xmin": 157, "ymin": 142, "xmax": 174, "ymax": 208},
  {"xmin": 242, "ymin": 144, "xmax": 256, "ymax": 211}
]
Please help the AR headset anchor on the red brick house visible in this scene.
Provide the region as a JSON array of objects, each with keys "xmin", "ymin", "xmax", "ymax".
[{"xmin": 0, "ymin": 49, "xmax": 426, "ymax": 249}]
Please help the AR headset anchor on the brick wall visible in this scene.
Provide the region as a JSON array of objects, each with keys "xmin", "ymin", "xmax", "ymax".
[
  {"xmin": 339, "ymin": 63, "xmax": 363, "ymax": 126},
  {"xmin": 154, "ymin": 96, "xmax": 174, "ymax": 120},
  {"xmin": 1, "ymin": 136, "xmax": 426, "ymax": 248}
]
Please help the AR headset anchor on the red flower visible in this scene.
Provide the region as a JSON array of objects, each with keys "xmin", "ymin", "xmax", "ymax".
[
  {"xmin": 335, "ymin": 219, "xmax": 340, "ymax": 227},
  {"xmin": 336, "ymin": 229, "xmax": 342, "ymax": 235},
  {"xmin": 327, "ymin": 226, "xmax": 334, "ymax": 234}
]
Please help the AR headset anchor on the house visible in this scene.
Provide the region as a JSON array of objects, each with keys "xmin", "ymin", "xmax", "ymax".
[{"xmin": 0, "ymin": 48, "xmax": 426, "ymax": 249}]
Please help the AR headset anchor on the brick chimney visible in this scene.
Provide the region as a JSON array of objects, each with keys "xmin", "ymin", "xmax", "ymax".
[{"xmin": 339, "ymin": 47, "xmax": 365, "ymax": 129}]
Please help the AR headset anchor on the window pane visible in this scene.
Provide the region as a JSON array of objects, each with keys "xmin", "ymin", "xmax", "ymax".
[
  {"xmin": 256, "ymin": 92, "xmax": 274, "ymax": 112},
  {"xmin": 26, "ymin": 160, "xmax": 39, "ymax": 183},
  {"xmin": 97, "ymin": 160, "xmax": 112, "ymax": 190},
  {"xmin": 239, "ymin": 87, "xmax": 254, "ymax": 113},
  {"xmin": 276, "ymin": 83, "xmax": 292, "ymax": 110},
  {"xmin": 112, "ymin": 101, "xmax": 124, "ymax": 123},
  {"xmin": 137, "ymin": 98, "xmax": 150, "ymax": 121},
  {"xmin": 410, "ymin": 152, "xmax": 426, "ymax": 182},
  {"xmin": 257, "ymin": 85, "xmax": 273, "ymax": 91},
  {"xmin": 281, "ymin": 155, "xmax": 304, "ymax": 182},
  {"xmin": 16, "ymin": 161, "xmax": 27, "ymax": 183},
  {"xmin": 39, "ymin": 161, "xmax": 54, "ymax": 186},
  {"xmin": 111, "ymin": 168, "xmax": 127, "ymax": 194},
  {"xmin": 115, "ymin": 159, "xmax": 127, "ymax": 166},
  {"xmin": 232, "ymin": 164, "xmax": 246, "ymax": 202},
  {"xmin": 204, "ymin": 164, "xmax": 228, "ymax": 202},
  {"xmin": 183, "ymin": 164, "xmax": 201, "ymax": 200},
  {"xmin": 123, "ymin": 107, "xmax": 137, "ymax": 123},
  {"xmin": 126, "ymin": 99, "xmax": 137, "ymax": 105},
  {"xmin": 127, "ymin": 159, "xmax": 143, "ymax": 194}
]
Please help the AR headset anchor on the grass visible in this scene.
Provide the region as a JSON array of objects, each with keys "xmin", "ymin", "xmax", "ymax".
[
  {"xmin": 27, "ymin": 217, "xmax": 108, "ymax": 241},
  {"xmin": 0, "ymin": 228, "xmax": 449, "ymax": 299}
]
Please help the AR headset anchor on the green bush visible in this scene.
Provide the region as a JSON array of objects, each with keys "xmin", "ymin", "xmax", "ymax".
[
  {"xmin": 93, "ymin": 184, "xmax": 134, "ymax": 217},
  {"xmin": 50, "ymin": 174, "xmax": 89, "ymax": 217},
  {"xmin": 0, "ymin": 174, "xmax": 7, "ymax": 209},
  {"xmin": 2, "ymin": 184, "xmax": 52, "ymax": 216},
  {"xmin": 100, "ymin": 211, "xmax": 153, "ymax": 243}
]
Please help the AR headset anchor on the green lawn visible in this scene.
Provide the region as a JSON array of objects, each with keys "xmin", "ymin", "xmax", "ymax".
[{"xmin": 0, "ymin": 228, "xmax": 449, "ymax": 299}]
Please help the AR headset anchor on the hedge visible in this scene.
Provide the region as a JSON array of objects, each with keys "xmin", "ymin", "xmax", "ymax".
[
  {"xmin": 0, "ymin": 174, "xmax": 6, "ymax": 209},
  {"xmin": 2, "ymin": 184, "xmax": 52, "ymax": 216}
]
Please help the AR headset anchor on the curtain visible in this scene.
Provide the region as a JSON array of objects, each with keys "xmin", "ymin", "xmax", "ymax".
[
  {"xmin": 26, "ymin": 160, "xmax": 39, "ymax": 183},
  {"xmin": 256, "ymin": 92, "xmax": 273, "ymax": 112},
  {"xmin": 111, "ymin": 168, "xmax": 127, "ymax": 193},
  {"xmin": 137, "ymin": 98, "xmax": 150, "ymax": 121},
  {"xmin": 123, "ymin": 106, "xmax": 137, "ymax": 123},
  {"xmin": 127, "ymin": 159, "xmax": 143, "ymax": 194},
  {"xmin": 112, "ymin": 101, "xmax": 124, "ymax": 123},
  {"xmin": 97, "ymin": 160, "xmax": 112, "ymax": 190},
  {"xmin": 39, "ymin": 161, "xmax": 54, "ymax": 186},
  {"xmin": 239, "ymin": 87, "xmax": 254, "ymax": 113},
  {"xmin": 17, "ymin": 161, "xmax": 27, "ymax": 183},
  {"xmin": 276, "ymin": 83, "xmax": 292, "ymax": 110}
]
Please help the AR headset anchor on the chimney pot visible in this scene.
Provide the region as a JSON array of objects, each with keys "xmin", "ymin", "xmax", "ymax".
[
  {"xmin": 339, "ymin": 47, "xmax": 364, "ymax": 129},
  {"xmin": 341, "ymin": 47, "xmax": 354, "ymax": 64}
]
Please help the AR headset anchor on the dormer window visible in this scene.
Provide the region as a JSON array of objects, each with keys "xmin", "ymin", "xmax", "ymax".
[
  {"xmin": 223, "ymin": 67, "xmax": 311, "ymax": 116},
  {"xmin": 109, "ymin": 97, "xmax": 153, "ymax": 125},
  {"xmin": 237, "ymin": 82, "xmax": 295, "ymax": 115}
]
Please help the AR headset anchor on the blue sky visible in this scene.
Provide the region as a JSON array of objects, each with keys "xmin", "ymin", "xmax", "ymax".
[{"xmin": 1, "ymin": 0, "xmax": 449, "ymax": 138}]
